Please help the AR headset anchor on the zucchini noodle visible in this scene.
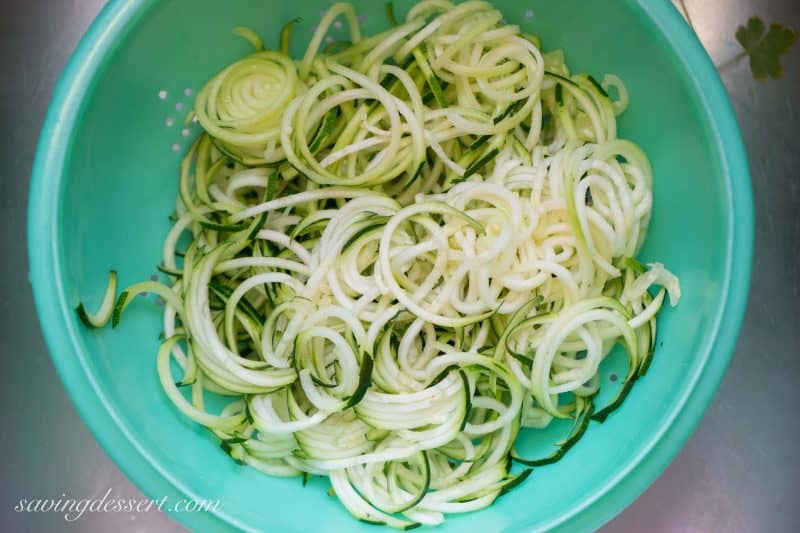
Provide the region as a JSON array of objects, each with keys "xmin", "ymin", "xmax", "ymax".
[{"xmin": 78, "ymin": 1, "xmax": 680, "ymax": 528}]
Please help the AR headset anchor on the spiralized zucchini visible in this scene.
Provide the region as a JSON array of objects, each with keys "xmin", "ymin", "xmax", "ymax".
[{"xmin": 78, "ymin": 1, "xmax": 680, "ymax": 528}]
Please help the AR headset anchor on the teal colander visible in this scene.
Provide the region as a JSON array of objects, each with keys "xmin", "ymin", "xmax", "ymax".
[{"xmin": 28, "ymin": 0, "xmax": 753, "ymax": 531}]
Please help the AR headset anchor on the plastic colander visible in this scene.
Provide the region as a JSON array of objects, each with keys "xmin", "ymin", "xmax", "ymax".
[{"xmin": 28, "ymin": 0, "xmax": 753, "ymax": 531}]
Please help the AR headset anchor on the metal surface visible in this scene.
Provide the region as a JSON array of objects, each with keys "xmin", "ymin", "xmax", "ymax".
[{"xmin": 1, "ymin": 0, "xmax": 797, "ymax": 531}]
